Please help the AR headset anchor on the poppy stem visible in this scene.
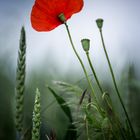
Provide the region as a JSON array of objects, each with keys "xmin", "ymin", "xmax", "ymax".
[
  {"xmin": 98, "ymin": 28, "xmax": 136, "ymax": 139},
  {"xmin": 86, "ymin": 51, "xmax": 104, "ymax": 94},
  {"xmin": 64, "ymin": 23, "xmax": 103, "ymax": 115}
]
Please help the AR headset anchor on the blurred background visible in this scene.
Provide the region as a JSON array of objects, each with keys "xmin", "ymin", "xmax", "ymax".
[{"xmin": 0, "ymin": 0, "xmax": 140, "ymax": 139}]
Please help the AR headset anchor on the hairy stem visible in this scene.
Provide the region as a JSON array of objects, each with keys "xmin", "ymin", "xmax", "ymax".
[
  {"xmin": 99, "ymin": 28, "xmax": 136, "ymax": 139},
  {"xmin": 86, "ymin": 51, "xmax": 104, "ymax": 94},
  {"xmin": 64, "ymin": 23, "xmax": 103, "ymax": 115}
]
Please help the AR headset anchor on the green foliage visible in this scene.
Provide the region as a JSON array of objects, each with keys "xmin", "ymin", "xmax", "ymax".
[
  {"xmin": 7, "ymin": 23, "xmax": 138, "ymax": 140},
  {"xmin": 0, "ymin": 71, "xmax": 15, "ymax": 140},
  {"xmin": 121, "ymin": 64, "xmax": 140, "ymax": 138},
  {"xmin": 53, "ymin": 81, "xmax": 83, "ymax": 94},
  {"xmin": 48, "ymin": 86, "xmax": 77, "ymax": 140},
  {"xmin": 31, "ymin": 88, "xmax": 41, "ymax": 140},
  {"xmin": 48, "ymin": 86, "xmax": 73, "ymax": 122},
  {"xmin": 15, "ymin": 26, "xmax": 26, "ymax": 132},
  {"xmin": 52, "ymin": 79, "xmax": 139, "ymax": 140}
]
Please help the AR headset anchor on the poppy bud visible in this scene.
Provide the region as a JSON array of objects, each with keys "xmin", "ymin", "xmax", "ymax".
[
  {"xmin": 58, "ymin": 13, "xmax": 66, "ymax": 23},
  {"xmin": 81, "ymin": 39, "xmax": 90, "ymax": 52},
  {"xmin": 96, "ymin": 18, "xmax": 104, "ymax": 29}
]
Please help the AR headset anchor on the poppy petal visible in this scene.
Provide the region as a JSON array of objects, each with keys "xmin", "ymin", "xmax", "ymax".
[{"xmin": 31, "ymin": 0, "xmax": 84, "ymax": 31}]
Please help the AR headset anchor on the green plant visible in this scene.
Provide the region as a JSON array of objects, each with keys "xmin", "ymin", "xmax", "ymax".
[
  {"xmin": 15, "ymin": 26, "xmax": 26, "ymax": 133},
  {"xmin": 13, "ymin": 6, "xmax": 139, "ymax": 140},
  {"xmin": 31, "ymin": 88, "xmax": 41, "ymax": 140}
]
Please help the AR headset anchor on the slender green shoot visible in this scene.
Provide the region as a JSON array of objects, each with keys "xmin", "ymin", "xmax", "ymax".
[
  {"xmin": 96, "ymin": 18, "xmax": 136, "ymax": 139},
  {"xmin": 58, "ymin": 13, "xmax": 103, "ymax": 115},
  {"xmin": 81, "ymin": 38, "xmax": 104, "ymax": 94},
  {"xmin": 86, "ymin": 51, "xmax": 104, "ymax": 94}
]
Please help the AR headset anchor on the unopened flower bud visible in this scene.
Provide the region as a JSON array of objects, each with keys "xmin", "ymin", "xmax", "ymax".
[
  {"xmin": 81, "ymin": 39, "xmax": 90, "ymax": 52},
  {"xmin": 96, "ymin": 18, "xmax": 104, "ymax": 29}
]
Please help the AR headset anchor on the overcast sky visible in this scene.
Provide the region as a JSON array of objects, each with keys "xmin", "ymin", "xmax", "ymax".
[{"xmin": 0, "ymin": 0, "xmax": 140, "ymax": 75}]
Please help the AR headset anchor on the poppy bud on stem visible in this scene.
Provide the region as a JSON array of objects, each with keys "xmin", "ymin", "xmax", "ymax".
[
  {"xmin": 96, "ymin": 18, "xmax": 104, "ymax": 29},
  {"xmin": 81, "ymin": 39, "xmax": 90, "ymax": 52},
  {"xmin": 59, "ymin": 17, "xmax": 103, "ymax": 116},
  {"xmin": 96, "ymin": 18, "xmax": 136, "ymax": 139},
  {"xmin": 81, "ymin": 38, "xmax": 104, "ymax": 95}
]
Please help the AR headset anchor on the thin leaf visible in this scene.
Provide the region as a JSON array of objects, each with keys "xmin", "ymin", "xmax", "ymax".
[
  {"xmin": 79, "ymin": 89, "xmax": 87, "ymax": 105},
  {"xmin": 47, "ymin": 86, "xmax": 78, "ymax": 139},
  {"xmin": 47, "ymin": 86, "xmax": 73, "ymax": 122}
]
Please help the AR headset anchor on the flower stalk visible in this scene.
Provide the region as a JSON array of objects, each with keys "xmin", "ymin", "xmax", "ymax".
[
  {"xmin": 86, "ymin": 51, "xmax": 104, "ymax": 94},
  {"xmin": 58, "ymin": 13, "xmax": 103, "ymax": 115},
  {"xmin": 81, "ymin": 39, "xmax": 104, "ymax": 94},
  {"xmin": 64, "ymin": 22, "xmax": 105, "ymax": 116},
  {"xmin": 96, "ymin": 18, "xmax": 136, "ymax": 139}
]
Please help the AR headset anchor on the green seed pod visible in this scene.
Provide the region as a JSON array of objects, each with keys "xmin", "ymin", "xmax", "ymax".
[
  {"xmin": 96, "ymin": 18, "xmax": 104, "ymax": 29},
  {"xmin": 81, "ymin": 39, "xmax": 90, "ymax": 52}
]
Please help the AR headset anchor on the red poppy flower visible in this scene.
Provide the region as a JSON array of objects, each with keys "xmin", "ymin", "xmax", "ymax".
[{"xmin": 31, "ymin": 0, "xmax": 84, "ymax": 31}]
